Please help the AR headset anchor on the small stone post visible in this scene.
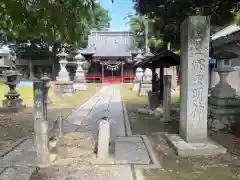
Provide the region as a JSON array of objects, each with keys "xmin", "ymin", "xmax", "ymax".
[
  {"xmin": 33, "ymin": 77, "xmax": 56, "ymax": 167},
  {"xmin": 33, "ymin": 81, "xmax": 51, "ymax": 167},
  {"xmin": 161, "ymin": 75, "xmax": 172, "ymax": 122},
  {"xmin": 40, "ymin": 73, "xmax": 51, "ymax": 120},
  {"xmin": 97, "ymin": 118, "xmax": 110, "ymax": 160}
]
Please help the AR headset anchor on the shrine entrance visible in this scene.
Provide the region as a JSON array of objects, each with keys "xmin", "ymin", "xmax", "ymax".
[{"xmin": 103, "ymin": 61, "xmax": 122, "ymax": 83}]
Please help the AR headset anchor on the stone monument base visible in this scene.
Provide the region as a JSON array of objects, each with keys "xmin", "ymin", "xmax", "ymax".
[
  {"xmin": 165, "ymin": 134, "xmax": 226, "ymax": 157},
  {"xmin": 147, "ymin": 91, "xmax": 161, "ymax": 110},
  {"xmin": 74, "ymin": 83, "xmax": 87, "ymax": 91},
  {"xmin": 54, "ymin": 81, "xmax": 74, "ymax": 96},
  {"xmin": 74, "ymin": 79, "xmax": 88, "ymax": 91},
  {"xmin": 1, "ymin": 98, "xmax": 25, "ymax": 113},
  {"xmin": 208, "ymin": 97, "xmax": 240, "ymax": 130}
]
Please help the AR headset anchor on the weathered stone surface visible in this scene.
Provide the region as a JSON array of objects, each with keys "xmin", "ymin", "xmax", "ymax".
[
  {"xmin": 179, "ymin": 16, "xmax": 210, "ymax": 143},
  {"xmin": 115, "ymin": 136, "xmax": 143, "ymax": 143},
  {"xmin": 97, "ymin": 119, "xmax": 110, "ymax": 159},
  {"xmin": 137, "ymin": 107, "xmax": 150, "ymax": 114},
  {"xmin": 165, "ymin": 16, "xmax": 227, "ymax": 157},
  {"xmin": 115, "ymin": 141, "xmax": 151, "ymax": 164},
  {"xmin": 165, "ymin": 134, "xmax": 227, "ymax": 157},
  {"xmin": 153, "ymin": 106, "xmax": 163, "ymax": 117},
  {"xmin": 54, "ymin": 81, "xmax": 74, "ymax": 96},
  {"xmin": 33, "ymin": 165, "xmax": 134, "ymax": 180},
  {"xmin": 161, "ymin": 75, "xmax": 172, "ymax": 122}
]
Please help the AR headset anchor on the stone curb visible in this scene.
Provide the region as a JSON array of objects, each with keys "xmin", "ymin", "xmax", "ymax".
[
  {"xmin": 0, "ymin": 137, "xmax": 28, "ymax": 158},
  {"xmin": 121, "ymin": 98, "xmax": 132, "ymax": 136},
  {"xmin": 133, "ymin": 135, "xmax": 162, "ymax": 169}
]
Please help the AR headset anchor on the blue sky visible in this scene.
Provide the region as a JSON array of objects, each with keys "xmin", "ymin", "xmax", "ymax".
[{"xmin": 98, "ymin": 0, "xmax": 135, "ymax": 31}]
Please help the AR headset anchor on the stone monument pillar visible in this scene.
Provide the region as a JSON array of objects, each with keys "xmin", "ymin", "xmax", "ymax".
[
  {"xmin": 74, "ymin": 53, "xmax": 88, "ymax": 90},
  {"xmin": 165, "ymin": 16, "xmax": 226, "ymax": 157},
  {"xmin": 55, "ymin": 48, "xmax": 74, "ymax": 95},
  {"xmin": 160, "ymin": 75, "xmax": 172, "ymax": 122}
]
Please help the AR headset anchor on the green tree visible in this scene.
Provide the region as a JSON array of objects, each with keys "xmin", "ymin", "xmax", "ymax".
[
  {"xmin": 133, "ymin": 0, "xmax": 240, "ymax": 48},
  {"xmin": 126, "ymin": 15, "xmax": 163, "ymax": 50},
  {"xmin": 0, "ymin": 0, "xmax": 110, "ymax": 45}
]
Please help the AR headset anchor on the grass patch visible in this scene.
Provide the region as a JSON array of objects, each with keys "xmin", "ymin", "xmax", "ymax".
[
  {"xmin": 0, "ymin": 83, "xmax": 101, "ymax": 149},
  {"xmin": 120, "ymin": 84, "xmax": 179, "ymax": 135}
]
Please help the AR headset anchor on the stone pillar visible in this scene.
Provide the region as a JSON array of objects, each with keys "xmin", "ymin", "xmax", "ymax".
[
  {"xmin": 165, "ymin": 16, "xmax": 226, "ymax": 157},
  {"xmin": 151, "ymin": 67, "xmax": 156, "ymax": 92},
  {"xmin": 160, "ymin": 75, "xmax": 171, "ymax": 122},
  {"xmin": 179, "ymin": 16, "xmax": 210, "ymax": 142},
  {"xmin": 33, "ymin": 81, "xmax": 56, "ymax": 167},
  {"xmin": 159, "ymin": 67, "xmax": 164, "ymax": 102},
  {"xmin": 97, "ymin": 119, "xmax": 110, "ymax": 160}
]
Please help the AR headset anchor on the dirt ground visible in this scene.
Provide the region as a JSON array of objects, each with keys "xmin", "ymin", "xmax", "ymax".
[
  {"xmin": 0, "ymin": 83, "xmax": 101, "ymax": 150},
  {"xmin": 121, "ymin": 84, "xmax": 240, "ymax": 180}
]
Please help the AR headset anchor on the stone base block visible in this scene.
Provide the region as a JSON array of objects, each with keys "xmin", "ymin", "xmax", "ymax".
[
  {"xmin": 73, "ymin": 82, "xmax": 87, "ymax": 91},
  {"xmin": 0, "ymin": 106, "xmax": 25, "ymax": 113},
  {"xmin": 2, "ymin": 98, "xmax": 24, "ymax": 108},
  {"xmin": 0, "ymin": 98, "xmax": 25, "ymax": 113},
  {"xmin": 165, "ymin": 134, "xmax": 227, "ymax": 157},
  {"xmin": 54, "ymin": 81, "xmax": 74, "ymax": 96}
]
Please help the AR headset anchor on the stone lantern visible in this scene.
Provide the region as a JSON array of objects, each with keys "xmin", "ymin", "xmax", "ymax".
[
  {"xmin": 132, "ymin": 67, "xmax": 143, "ymax": 93},
  {"xmin": 2, "ymin": 70, "xmax": 24, "ymax": 110},
  {"xmin": 56, "ymin": 48, "xmax": 70, "ymax": 81},
  {"xmin": 208, "ymin": 51, "xmax": 240, "ymax": 130},
  {"xmin": 74, "ymin": 53, "xmax": 88, "ymax": 90},
  {"xmin": 55, "ymin": 48, "xmax": 74, "ymax": 96}
]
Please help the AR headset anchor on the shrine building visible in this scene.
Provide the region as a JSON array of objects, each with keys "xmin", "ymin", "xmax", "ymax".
[{"xmin": 83, "ymin": 30, "xmax": 137, "ymax": 83}]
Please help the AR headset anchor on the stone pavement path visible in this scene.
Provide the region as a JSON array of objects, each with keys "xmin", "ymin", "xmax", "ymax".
[
  {"xmin": 34, "ymin": 84, "xmax": 135, "ymax": 180},
  {"xmin": 65, "ymin": 84, "xmax": 126, "ymax": 139},
  {"xmin": 0, "ymin": 85, "xmax": 135, "ymax": 180}
]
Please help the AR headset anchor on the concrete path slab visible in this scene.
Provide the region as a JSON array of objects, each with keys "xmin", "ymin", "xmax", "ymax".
[{"xmin": 65, "ymin": 85, "xmax": 126, "ymax": 140}]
